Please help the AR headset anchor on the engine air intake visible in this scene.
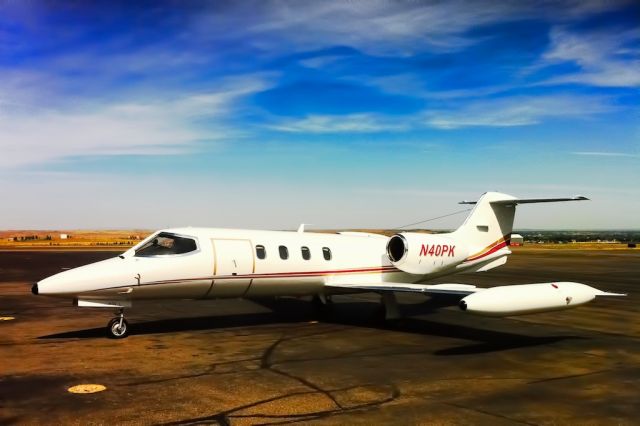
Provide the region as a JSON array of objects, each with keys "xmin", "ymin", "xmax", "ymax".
[{"xmin": 387, "ymin": 235, "xmax": 407, "ymax": 263}]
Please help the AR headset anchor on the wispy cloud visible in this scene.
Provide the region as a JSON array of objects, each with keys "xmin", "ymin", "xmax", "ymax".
[
  {"xmin": 0, "ymin": 73, "xmax": 273, "ymax": 168},
  {"xmin": 539, "ymin": 26, "xmax": 640, "ymax": 87},
  {"xmin": 190, "ymin": 0, "xmax": 630, "ymax": 56},
  {"xmin": 423, "ymin": 95, "xmax": 616, "ymax": 129},
  {"xmin": 266, "ymin": 93, "xmax": 619, "ymax": 133},
  {"xmin": 572, "ymin": 151, "xmax": 639, "ymax": 158},
  {"xmin": 371, "ymin": 74, "xmax": 519, "ymax": 100},
  {"xmin": 268, "ymin": 114, "xmax": 409, "ymax": 133}
]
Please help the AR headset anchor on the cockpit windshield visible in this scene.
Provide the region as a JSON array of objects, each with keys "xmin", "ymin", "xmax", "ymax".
[{"xmin": 135, "ymin": 232, "xmax": 197, "ymax": 257}]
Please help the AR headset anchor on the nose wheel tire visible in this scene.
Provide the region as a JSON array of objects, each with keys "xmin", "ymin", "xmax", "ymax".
[{"xmin": 107, "ymin": 317, "xmax": 129, "ymax": 339}]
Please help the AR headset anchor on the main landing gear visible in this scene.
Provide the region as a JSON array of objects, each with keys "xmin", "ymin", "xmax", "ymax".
[
  {"xmin": 312, "ymin": 294, "xmax": 333, "ymax": 319},
  {"xmin": 380, "ymin": 292, "xmax": 401, "ymax": 321},
  {"xmin": 107, "ymin": 308, "xmax": 129, "ymax": 339}
]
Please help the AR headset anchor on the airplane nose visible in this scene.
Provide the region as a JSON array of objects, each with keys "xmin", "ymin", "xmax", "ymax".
[{"xmin": 32, "ymin": 283, "xmax": 39, "ymax": 295}]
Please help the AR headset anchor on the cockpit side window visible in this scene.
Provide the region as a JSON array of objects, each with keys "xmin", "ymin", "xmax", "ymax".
[{"xmin": 135, "ymin": 232, "xmax": 197, "ymax": 257}]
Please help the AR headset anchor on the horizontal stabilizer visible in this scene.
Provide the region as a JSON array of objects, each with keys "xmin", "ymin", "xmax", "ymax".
[{"xmin": 459, "ymin": 196, "xmax": 589, "ymax": 205}]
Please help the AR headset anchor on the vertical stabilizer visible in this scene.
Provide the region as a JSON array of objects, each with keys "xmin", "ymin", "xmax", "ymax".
[
  {"xmin": 453, "ymin": 192, "xmax": 588, "ymax": 260},
  {"xmin": 454, "ymin": 192, "xmax": 517, "ymax": 256}
]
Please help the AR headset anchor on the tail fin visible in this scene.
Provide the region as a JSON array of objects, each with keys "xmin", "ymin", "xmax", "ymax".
[{"xmin": 454, "ymin": 192, "xmax": 588, "ymax": 257}]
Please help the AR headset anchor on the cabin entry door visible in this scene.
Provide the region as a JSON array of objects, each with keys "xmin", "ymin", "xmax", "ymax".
[{"xmin": 207, "ymin": 239, "xmax": 254, "ymax": 298}]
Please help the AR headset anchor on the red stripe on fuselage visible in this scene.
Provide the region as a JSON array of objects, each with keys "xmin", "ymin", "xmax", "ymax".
[
  {"xmin": 145, "ymin": 265, "xmax": 399, "ymax": 285},
  {"xmin": 465, "ymin": 241, "xmax": 508, "ymax": 262}
]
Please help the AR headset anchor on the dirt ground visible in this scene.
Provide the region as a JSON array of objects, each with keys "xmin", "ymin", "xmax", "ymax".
[{"xmin": 1, "ymin": 249, "xmax": 638, "ymax": 425}]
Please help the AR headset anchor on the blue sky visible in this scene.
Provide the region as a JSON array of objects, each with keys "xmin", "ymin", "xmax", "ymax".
[{"xmin": 0, "ymin": 0, "xmax": 638, "ymax": 229}]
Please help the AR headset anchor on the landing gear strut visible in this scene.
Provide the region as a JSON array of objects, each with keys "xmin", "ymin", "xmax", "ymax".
[
  {"xmin": 381, "ymin": 292, "xmax": 401, "ymax": 320},
  {"xmin": 311, "ymin": 294, "xmax": 333, "ymax": 319},
  {"xmin": 312, "ymin": 293, "xmax": 332, "ymax": 307},
  {"xmin": 107, "ymin": 308, "xmax": 129, "ymax": 339}
]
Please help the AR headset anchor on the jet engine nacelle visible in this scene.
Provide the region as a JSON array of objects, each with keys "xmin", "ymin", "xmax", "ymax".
[
  {"xmin": 386, "ymin": 232, "xmax": 469, "ymax": 275},
  {"xmin": 459, "ymin": 282, "xmax": 605, "ymax": 316}
]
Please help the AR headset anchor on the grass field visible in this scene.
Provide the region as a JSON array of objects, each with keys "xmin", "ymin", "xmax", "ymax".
[
  {"xmin": 0, "ymin": 229, "xmax": 636, "ymax": 250},
  {"xmin": 517, "ymin": 242, "xmax": 636, "ymax": 250},
  {"xmin": 0, "ymin": 230, "xmax": 151, "ymax": 249}
]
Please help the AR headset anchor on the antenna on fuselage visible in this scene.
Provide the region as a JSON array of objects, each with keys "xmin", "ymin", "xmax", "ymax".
[{"xmin": 395, "ymin": 209, "xmax": 472, "ymax": 230}]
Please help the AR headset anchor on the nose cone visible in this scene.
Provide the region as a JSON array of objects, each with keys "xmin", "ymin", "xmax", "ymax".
[
  {"xmin": 36, "ymin": 256, "xmax": 134, "ymax": 297},
  {"xmin": 36, "ymin": 273, "xmax": 73, "ymax": 296}
]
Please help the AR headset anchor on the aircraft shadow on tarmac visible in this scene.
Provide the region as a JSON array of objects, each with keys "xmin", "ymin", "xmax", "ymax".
[{"xmin": 38, "ymin": 297, "xmax": 582, "ymax": 355}]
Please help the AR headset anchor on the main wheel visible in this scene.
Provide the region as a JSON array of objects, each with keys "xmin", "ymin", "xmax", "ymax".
[{"xmin": 107, "ymin": 317, "xmax": 129, "ymax": 339}]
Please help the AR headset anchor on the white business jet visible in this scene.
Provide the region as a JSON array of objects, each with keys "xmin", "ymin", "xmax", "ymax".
[{"xmin": 32, "ymin": 192, "xmax": 625, "ymax": 338}]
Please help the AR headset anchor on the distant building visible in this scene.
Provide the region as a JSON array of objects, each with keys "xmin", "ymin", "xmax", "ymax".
[
  {"xmin": 510, "ymin": 234, "xmax": 524, "ymax": 246},
  {"xmin": 60, "ymin": 234, "xmax": 69, "ymax": 240}
]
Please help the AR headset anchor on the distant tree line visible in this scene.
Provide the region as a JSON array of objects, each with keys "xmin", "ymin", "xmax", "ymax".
[
  {"xmin": 13, "ymin": 235, "xmax": 56, "ymax": 241},
  {"xmin": 92, "ymin": 241, "xmax": 135, "ymax": 245},
  {"xmin": 518, "ymin": 230, "xmax": 640, "ymax": 243},
  {"xmin": 405, "ymin": 229, "xmax": 639, "ymax": 243},
  {"xmin": 14, "ymin": 235, "xmax": 41, "ymax": 241}
]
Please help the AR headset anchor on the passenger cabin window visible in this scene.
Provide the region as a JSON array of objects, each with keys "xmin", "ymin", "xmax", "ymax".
[
  {"xmin": 322, "ymin": 247, "xmax": 332, "ymax": 261},
  {"xmin": 301, "ymin": 246, "xmax": 311, "ymax": 260},
  {"xmin": 279, "ymin": 245, "xmax": 289, "ymax": 260},
  {"xmin": 256, "ymin": 245, "xmax": 266, "ymax": 259},
  {"xmin": 135, "ymin": 232, "xmax": 197, "ymax": 257}
]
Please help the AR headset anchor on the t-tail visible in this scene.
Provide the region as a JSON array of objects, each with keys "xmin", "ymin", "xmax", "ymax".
[{"xmin": 452, "ymin": 191, "xmax": 588, "ymax": 269}]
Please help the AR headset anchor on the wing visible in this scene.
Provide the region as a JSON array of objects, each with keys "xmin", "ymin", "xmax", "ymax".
[
  {"xmin": 325, "ymin": 281, "xmax": 625, "ymax": 297},
  {"xmin": 325, "ymin": 282, "xmax": 480, "ymax": 296}
]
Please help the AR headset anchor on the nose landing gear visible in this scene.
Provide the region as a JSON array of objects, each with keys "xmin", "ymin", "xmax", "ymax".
[{"xmin": 107, "ymin": 308, "xmax": 129, "ymax": 339}]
